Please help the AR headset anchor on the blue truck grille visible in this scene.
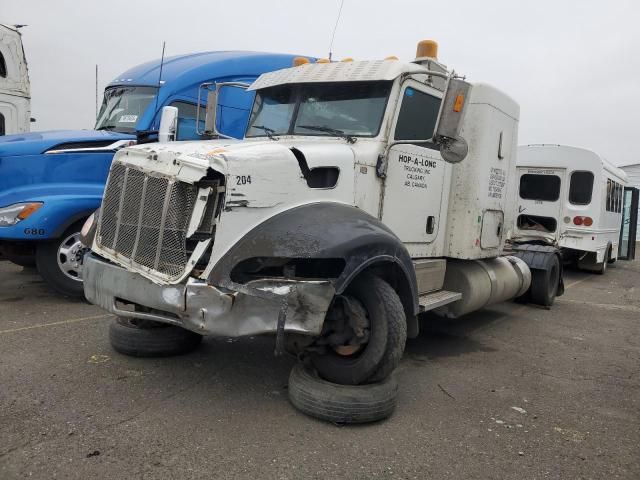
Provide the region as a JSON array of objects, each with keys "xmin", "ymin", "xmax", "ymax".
[{"xmin": 96, "ymin": 162, "xmax": 197, "ymax": 281}]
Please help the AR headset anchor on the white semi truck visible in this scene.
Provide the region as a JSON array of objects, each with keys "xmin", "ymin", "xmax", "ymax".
[
  {"xmin": 81, "ymin": 40, "xmax": 562, "ymax": 422},
  {"xmin": 0, "ymin": 24, "xmax": 30, "ymax": 136}
]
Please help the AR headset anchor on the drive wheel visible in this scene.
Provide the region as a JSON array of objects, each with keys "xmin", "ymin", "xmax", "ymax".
[
  {"xmin": 109, "ymin": 317, "xmax": 202, "ymax": 357},
  {"xmin": 309, "ymin": 274, "xmax": 406, "ymax": 385},
  {"xmin": 36, "ymin": 221, "xmax": 89, "ymax": 298},
  {"xmin": 530, "ymin": 254, "xmax": 560, "ymax": 307},
  {"xmin": 288, "ymin": 364, "xmax": 398, "ymax": 424}
]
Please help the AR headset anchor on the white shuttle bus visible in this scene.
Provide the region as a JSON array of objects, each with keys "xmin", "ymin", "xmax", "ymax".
[
  {"xmin": 510, "ymin": 144, "xmax": 627, "ymax": 274},
  {"xmin": 0, "ymin": 24, "xmax": 31, "ymax": 136}
]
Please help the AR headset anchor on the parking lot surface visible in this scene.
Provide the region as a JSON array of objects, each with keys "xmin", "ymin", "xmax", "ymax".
[{"xmin": 1, "ymin": 259, "xmax": 639, "ymax": 479}]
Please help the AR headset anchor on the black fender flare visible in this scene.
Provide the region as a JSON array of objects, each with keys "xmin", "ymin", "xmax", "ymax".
[{"xmin": 208, "ymin": 202, "xmax": 420, "ymax": 321}]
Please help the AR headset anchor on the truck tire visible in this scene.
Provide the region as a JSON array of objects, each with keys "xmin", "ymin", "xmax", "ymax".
[
  {"xmin": 530, "ymin": 254, "xmax": 560, "ymax": 307},
  {"xmin": 310, "ymin": 274, "xmax": 406, "ymax": 385},
  {"xmin": 288, "ymin": 364, "xmax": 397, "ymax": 424},
  {"xmin": 368, "ymin": 289, "xmax": 407, "ymax": 383},
  {"xmin": 36, "ymin": 221, "xmax": 88, "ymax": 298},
  {"xmin": 109, "ymin": 317, "xmax": 202, "ymax": 357}
]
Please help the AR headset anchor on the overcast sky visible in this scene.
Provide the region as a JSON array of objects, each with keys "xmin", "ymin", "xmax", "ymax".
[{"xmin": 4, "ymin": 0, "xmax": 639, "ymax": 165}]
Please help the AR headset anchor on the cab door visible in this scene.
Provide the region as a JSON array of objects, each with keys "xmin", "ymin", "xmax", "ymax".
[
  {"xmin": 380, "ymin": 81, "xmax": 444, "ymax": 244},
  {"xmin": 515, "ymin": 167, "xmax": 565, "ymax": 240}
]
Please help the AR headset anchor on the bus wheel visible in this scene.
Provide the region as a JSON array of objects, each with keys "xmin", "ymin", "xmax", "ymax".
[{"xmin": 595, "ymin": 246, "xmax": 610, "ymax": 275}]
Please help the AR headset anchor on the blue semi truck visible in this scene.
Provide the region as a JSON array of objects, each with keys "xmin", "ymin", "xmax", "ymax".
[{"xmin": 0, "ymin": 51, "xmax": 308, "ymax": 296}]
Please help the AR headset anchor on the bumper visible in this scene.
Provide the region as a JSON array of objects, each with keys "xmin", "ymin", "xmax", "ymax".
[{"xmin": 83, "ymin": 253, "xmax": 335, "ymax": 337}]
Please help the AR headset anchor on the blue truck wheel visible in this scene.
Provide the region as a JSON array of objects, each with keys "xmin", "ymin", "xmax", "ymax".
[{"xmin": 35, "ymin": 221, "xmax": 89, "ymax": 298}]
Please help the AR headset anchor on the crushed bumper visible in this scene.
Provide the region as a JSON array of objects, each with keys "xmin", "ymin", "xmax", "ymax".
[{"xmin": 83, "ymin": 253, "xmax": 335, "ymax": 337}]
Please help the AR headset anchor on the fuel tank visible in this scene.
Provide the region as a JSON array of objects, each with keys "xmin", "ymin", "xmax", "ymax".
[{"xmin": 434, "ymin": 256, "xmax": 531, "ymax": 318}]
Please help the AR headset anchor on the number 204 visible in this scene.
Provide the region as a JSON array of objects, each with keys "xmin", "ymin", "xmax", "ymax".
[{"xmin": 236, "ymin": 175, "xmax": 252, "ymax": 185}]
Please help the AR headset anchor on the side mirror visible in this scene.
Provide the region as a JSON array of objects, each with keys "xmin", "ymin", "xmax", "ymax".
[
  {"xmin": 434, "ymin": 77, "xmax": 471, "ymax": 163},
  {"xmin": 197, "ymin": 81, "xmax": 250, "ymax": 138},
  {"xmin": 158, "ymin": 106, "xmax": 178, "ymax": 143}
]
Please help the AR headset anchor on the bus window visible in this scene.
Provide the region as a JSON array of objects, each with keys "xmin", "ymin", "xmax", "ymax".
[
  {"xmin": 519, "ymin": 174, "xmax": 561, "ymax": 202},
  {"xmin": 517, "ymin": 214, "xmax": 557, "ymax": 233},
  {"xmin": 569, "ymin": 171, "xmax": 594, "ymax": 205},
  {"xmin": 606, "ymin": 179, "xmax": 623, "ymax": 213}
]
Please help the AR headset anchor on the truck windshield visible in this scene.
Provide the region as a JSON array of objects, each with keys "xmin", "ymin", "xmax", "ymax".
[
  {"xmin": 95, "ymin": 86, "xmax": 158, "ymax": 133},
  {"xmin": 246, "ymin": 81, "xmax": 392, "ymax": 139}
]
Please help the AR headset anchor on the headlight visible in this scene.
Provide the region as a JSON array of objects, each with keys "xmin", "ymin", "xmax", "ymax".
[{"xmin": 0, "ymin": 202, "xmax": 43, "ymax": 227}]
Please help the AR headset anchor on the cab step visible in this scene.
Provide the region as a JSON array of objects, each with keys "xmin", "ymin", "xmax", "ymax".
[{"xmin": 418, "ymin": 290, "xmax": 462, "ymax": 312}]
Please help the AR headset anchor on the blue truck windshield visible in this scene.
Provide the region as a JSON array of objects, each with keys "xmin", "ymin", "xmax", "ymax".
[
  {"xmin": 246, "ymin": 82, "xmax": 392, "ymax": 138},
  {"xmin": 95, "ymin": 86, "xmax": 158, "ymax": 133}
]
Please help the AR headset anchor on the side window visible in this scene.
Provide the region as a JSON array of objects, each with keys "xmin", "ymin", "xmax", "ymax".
[
  {"xmin": 0, "ymin": 113, "xmax": 5, "ymax": 136},
  {"xmin": 618, "ymin": 184, "xmax": 623, "ymax": 213},
  {"xmin": 568, "ymin": 171, "xmax": 594, "ymax": 205},
  {"xmin": 616, "ymin": 182, "xmax": 622, "ymax": 213},
  {"xmin": 605, "ymin": 180, "xmax": 623, "ymax": 213},
  {"xmin": 0, "ymin": 51, "xmax": 7, "ymax": 78},
  {"xmin": 394, "ymin": 86, "xmax": 441, "ymax": 146},
  {"xmin": 170, "ymin": 101, "xmax": 206, "ymax": 141}
]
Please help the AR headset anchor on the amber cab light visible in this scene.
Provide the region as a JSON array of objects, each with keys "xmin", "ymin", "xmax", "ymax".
[{"xmin": 573, "ymin": 216, "xmax": 583, "ymax": 226}]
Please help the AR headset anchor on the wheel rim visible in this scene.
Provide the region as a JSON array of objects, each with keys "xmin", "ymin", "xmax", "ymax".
[
  {"xmin": 318, "ymin": 295, "xmax": 370, "ymax": 358},
  {"xmin": 56, "ymin": 232, "xmax": 89, "ymax": 281}
]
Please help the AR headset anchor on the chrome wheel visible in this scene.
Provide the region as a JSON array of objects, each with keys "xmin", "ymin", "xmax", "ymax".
[{"xmin": 56, "ymin": 232, "xmax": 89, "ymax": 281}]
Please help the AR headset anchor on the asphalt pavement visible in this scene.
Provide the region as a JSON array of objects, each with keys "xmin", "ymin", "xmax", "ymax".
[{"xmin": 1, "ymin": 259, "xmax": 638, "ymax": 479}]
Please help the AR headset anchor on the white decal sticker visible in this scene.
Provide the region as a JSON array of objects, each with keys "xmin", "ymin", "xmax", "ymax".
[
  {"xmin": 119, "ymin": 115, "xmax": 138, "ymax": 123},
  {"xmin": 397, "ymin": 153, "xmax": 436, "ymax": 189},
  {"xmin": 488, "ymin": 167, "xmax": 506, "ymax": 199}
]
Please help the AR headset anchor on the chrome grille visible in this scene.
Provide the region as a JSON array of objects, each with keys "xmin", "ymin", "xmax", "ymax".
[{"xmin": 97, "ymin": 163, "xmax": 197, "ymax": 280}]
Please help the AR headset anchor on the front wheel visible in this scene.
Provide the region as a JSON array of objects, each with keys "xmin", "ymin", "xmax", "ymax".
[
  {"xmin": 36, "ymin": 221, "xmax": 89, "ymax": 298},
  {"xmin": 309, "ymin": 274, "xmax": 406, "ymax": 385}
]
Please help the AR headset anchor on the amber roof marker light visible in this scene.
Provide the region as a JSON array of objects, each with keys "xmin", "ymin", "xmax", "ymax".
[
  {"xmin": 415, "ymin": 39, "xmax": 438, "ymax": 60},
  {"xmin": 292, "ymin": 57, "xmax": 310, "ymax": 67}
]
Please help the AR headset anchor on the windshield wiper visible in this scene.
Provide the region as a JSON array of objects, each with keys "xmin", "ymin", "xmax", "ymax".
[
  {"xmin": 251, "ymin": 125, "xmax": 279, "ymax": 141},
  {"xmin": 96, "ymin": 126, "xmax": 118, "ymax": 131},
  {"xmin": 297, "ymin": 125, "xmax": 356, "ymax": 144}
]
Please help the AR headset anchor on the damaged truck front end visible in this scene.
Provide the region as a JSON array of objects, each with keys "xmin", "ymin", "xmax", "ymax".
[{"xmin": 83, "ymin": 142, "xmax": 338, "ymax": 342}]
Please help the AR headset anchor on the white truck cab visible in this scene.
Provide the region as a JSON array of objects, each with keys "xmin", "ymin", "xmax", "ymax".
[
  {"xmin": 0, "ymin": 24, "xmax": 30, "ymax": 136},
  {"xmin": 82, "ymin": 40, "xmax": 561, "ymax": 390}
]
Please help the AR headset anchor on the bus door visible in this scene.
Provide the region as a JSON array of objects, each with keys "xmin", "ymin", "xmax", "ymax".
[
  {"xmin": 619, "ymin": 187, "xmax": 639, "ymax": 260},
  {"xmin": 515, "ymin": 167, "xmax": 565, "ymax": 240}
]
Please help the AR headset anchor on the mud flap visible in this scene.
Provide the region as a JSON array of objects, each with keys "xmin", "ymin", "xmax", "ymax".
[{"xmin": 510, "ymin": 244, "xmax": 564, "ymax": 298}]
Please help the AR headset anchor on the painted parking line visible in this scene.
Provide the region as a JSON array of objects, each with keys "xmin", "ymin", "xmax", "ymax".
[
  {"xmin": 564, "ymin": 275, "xmax": 593, "ymax": 290},
  {"xmin": 0, "ymin": 313, "xmax": 113, "ymax": 335}
]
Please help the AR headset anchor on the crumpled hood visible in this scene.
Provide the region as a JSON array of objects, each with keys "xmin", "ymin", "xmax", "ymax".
[{"xmin": 0, "ymin": 130, "xmax": 134, "ymax": 157}]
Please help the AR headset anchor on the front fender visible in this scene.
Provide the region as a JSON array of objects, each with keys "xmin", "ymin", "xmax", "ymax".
[
  {"xmin": 209, "ymin": 202, "xmax": 419, "ymax": 316},
  {"xmin": 0, "ymin": 186, "xmax": 103, "ymax": 240}
]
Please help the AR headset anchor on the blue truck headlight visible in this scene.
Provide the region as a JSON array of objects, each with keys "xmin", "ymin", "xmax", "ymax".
[{"xmin": 0, "ymin": 202, "xmax": 43, "ymax": 226}]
